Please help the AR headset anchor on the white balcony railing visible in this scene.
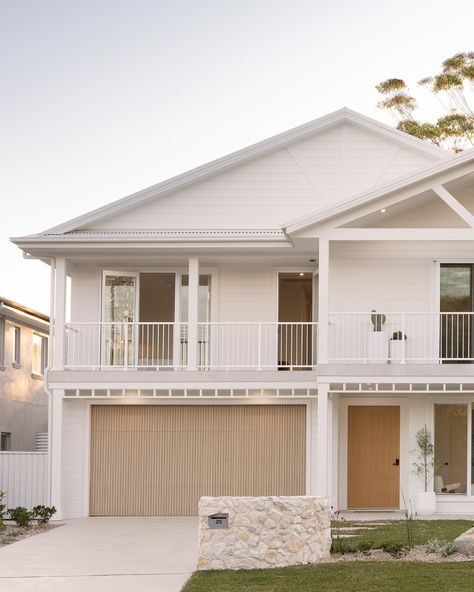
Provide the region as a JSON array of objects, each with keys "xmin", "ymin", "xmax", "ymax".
[
  {"xmin": 328, "ymin": 312, "xmax": 474, "ymax": 363},
  {"xmin": 63, "ymin": 314, "xmax": 474, "ymax": 369},
  {"xmin": 64, "ymin": 321, "xmax": 317, "ymax": 370},
  {"xmin": 65, "ymin": 322, "xmax": 188, "ymax": 369},
  {"xmin": 198, "ymin": 322, "xmax": 317, "ymax": 369}
]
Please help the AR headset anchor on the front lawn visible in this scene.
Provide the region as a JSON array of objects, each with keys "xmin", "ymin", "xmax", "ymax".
[
  {"xmin": 182, "ymin": 562, "xmax": 474, "ymax": 592},
  {"xmin": 333, "ymin": 519, "xmax": 473, "ymax": 549}
]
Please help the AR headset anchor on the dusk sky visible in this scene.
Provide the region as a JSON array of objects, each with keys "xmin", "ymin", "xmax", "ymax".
[{"xmin": 2, "ymin": 0, "xmax": 473, "ymax": 313}]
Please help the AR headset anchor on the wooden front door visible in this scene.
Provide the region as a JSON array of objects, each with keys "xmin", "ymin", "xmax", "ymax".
[{"xmin": 347, "ymin": 406, "xmax": 400, "ymax": 509}]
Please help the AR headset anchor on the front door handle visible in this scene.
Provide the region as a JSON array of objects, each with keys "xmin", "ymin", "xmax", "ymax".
[{"xmin": 392, "ymin": 458, "xmax": 400, "ymax": 466}]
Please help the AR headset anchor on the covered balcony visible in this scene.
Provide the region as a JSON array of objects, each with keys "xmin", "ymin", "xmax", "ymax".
[{"xmin": 62, "ymin": 312, "xmax": 474, "ymax": 370}]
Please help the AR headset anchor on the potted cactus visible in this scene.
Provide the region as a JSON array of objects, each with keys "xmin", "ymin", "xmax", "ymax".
[
  {"xmin": 390, "ymin": 330, "xmax": 407, "ymax": 364},
  {"xmin": 367, "ymin": 310, "xmax": 389, "ymax": 363}
]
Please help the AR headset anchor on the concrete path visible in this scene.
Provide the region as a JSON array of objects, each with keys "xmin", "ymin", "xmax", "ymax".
[{"xmin": 0, "ymin": 517, "xmax": 198, "ymax": 592}]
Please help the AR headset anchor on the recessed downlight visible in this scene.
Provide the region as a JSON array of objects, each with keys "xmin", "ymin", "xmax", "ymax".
[
  {"xmin": 380, "ymin": 208, "xmax": 386, "ymax": 213},
  {"xmin": 299, "ymin": 272, "xmax": 305, "ymax": 276}
]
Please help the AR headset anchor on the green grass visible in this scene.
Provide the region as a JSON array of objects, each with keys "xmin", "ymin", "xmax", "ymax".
[
  {"xmin": 182, "ymin": 562, "xmax": 474, "ymax": 592},
  {"xmin": 332, "ymin": 519, "xmax": 473, "ymax": 548}
]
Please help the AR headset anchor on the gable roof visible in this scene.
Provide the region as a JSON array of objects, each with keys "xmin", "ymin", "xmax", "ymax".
[
  {"xmin": 282, "ymin": 147, "xmax": 474, "ymax": 234},
  {"xmin": 32, "ymin": 108, "xmax": 448, "ymax": 238}
]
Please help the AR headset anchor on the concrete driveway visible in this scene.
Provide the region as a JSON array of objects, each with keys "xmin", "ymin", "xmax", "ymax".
[{"xmin": 0, "ymin": 517, "xmax": 198, "ymax": 592}]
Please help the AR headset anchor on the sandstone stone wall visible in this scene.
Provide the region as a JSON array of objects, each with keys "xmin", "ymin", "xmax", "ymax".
[{"xmin": 197, "ymin": 496, "xmax": 331, "ymax": 570}]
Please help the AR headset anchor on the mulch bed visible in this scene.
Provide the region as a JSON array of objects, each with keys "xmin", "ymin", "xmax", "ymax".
[
  {"xmin": 327, "ymin": 547, "xmax": 471, "ymax": 563},
  {"xmin": 0, "ymin": 523, "xmax": 59, "ymax": 548}
]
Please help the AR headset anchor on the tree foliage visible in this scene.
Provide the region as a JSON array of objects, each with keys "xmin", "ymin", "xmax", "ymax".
[{"xmin": 376, "ymin": 52, "xmax": 474, "ymax": 152}]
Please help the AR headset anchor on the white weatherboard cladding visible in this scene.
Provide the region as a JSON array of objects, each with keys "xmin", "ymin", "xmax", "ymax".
[
  {"xmin": 70, "ymin": 267, "xmax": 100, "ymax": 322},
  {"xmin": 62, "ymin": 400, "xmax": 88, "ymax": 518},
  {"xmin": 85, "ymin": 124, "xmax": 437, "ymax": 231},
  {"xmin": 218, "ymin": 266, "xmax": 275, "ymax": 322}
]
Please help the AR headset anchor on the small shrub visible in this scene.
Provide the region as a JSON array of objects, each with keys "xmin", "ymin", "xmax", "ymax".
[
  {"xmin": 441, "ymin": 541, "xmax": 457, "ymax": 557},
  {"xmin": 381, "ymin": 541, "xmax": 405, "ymax": 555},
  {"xmin": 357, "ymin": 540, "xmax": 375, "ymax": 553},
  {"xmin": 345, "ymin": 542, "xmax": 358, "ymax": 554},
  {"xmin": 0, "ymin": 491, "xmax": 6, "ymax": 532},
  {"xmin": 426, "ymin": 538, "xmax": 443, "ymax": 553},
  {"xmin": 8, "ymin": 507, "xmax": 34, "ymax": 528},
  {"xmin": 331, "ymin": 537, "xmax": 347, "ymax": 554},
  {"xmin": 32, "ymin": 505, "xmax": 56, "ymax": 525}
]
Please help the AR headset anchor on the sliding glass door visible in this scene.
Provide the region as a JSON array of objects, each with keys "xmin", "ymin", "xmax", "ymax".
[{"xmin": 440, "ymin": 264, "xmax": 474, "ymax": 361}]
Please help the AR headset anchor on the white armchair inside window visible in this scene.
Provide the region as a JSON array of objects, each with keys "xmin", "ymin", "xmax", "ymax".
[{"xmin": 434, "ymin": 475, "xmax": 461, "ymax": 494}]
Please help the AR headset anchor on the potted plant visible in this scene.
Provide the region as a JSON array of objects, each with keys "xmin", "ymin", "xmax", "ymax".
[
  {"xmin": 367, "ymin": 310, "xmax": 389, "ymax": 363},
  {"xmin": 390, "ymin": 330, "xmax": 407, "ymax": 364},
  {"xmin": 412, "ymin": 425, "xmax": 437, "ymax": 515}
]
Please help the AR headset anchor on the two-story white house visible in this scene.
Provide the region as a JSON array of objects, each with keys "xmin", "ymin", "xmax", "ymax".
[{"xmin": 12, "ymin": 108, "xmax": 474, "ymax": 519}]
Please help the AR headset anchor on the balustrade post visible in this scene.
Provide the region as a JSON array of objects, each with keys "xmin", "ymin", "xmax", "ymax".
[
  {"xmin": 317, "ymin": 238, "xmax": 329, "ymax": 364},
  {"xmin": 52, "ymin": 257, "xmax": 66, "ymax": 370},
  {"xmin": 257, "ymin": 324, "xmax": 262, "ymax": 370},
  {"xmin": 187, "ymin": 256, "xmax": 199, "ymax": 370}
]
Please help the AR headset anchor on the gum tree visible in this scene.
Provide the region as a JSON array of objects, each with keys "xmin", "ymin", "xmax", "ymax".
[{"xmin": 376, "ymin": 52, "xmax": 474, "ymax": 152}]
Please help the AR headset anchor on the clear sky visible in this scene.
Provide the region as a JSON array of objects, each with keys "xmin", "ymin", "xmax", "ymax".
[{"xmin": 1, "ymin": 0, "xmax": 473, "ymax": 313}]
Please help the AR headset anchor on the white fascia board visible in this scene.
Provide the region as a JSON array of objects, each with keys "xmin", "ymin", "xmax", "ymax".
[
  {"xmin": 283, "ymin": 149, "xmax": 474, "ymax": 234},
  {"xmin": 326, "ymin": 228, "xmax": 474, "ymax": 241},
  {"xmin": 27, "ymin": 109, "xmax": 447, "ymax": 238}
]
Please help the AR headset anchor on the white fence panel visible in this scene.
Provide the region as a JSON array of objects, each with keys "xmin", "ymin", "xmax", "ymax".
[{"xmin": 0, "ymin": 452, "xmax": 48, "ymax": 509}]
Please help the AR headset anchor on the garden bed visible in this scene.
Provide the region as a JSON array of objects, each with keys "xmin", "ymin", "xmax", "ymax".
[{"xmin": 0, "ymin": 522, "xmax": 59, "ymax": 548}]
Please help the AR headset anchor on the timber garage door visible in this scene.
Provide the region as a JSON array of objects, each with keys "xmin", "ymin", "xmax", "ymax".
[{"xmin": 90, "ymin": 404, "xmax": 306, "ymax": 516}]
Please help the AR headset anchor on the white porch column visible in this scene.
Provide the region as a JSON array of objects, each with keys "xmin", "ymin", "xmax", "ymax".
[
  {"xmin": 187, "ymin": 256, "xmax": 199, "ymax": 370},
  {"xmin": 49, "ymin": 390, "xmax": 63, "ymax": 519},
  {"xmin": 52, "ymin": 257, "xmax": 66, "ymax": 370},
  {"xmin": 316, "ymin": 383, "xmax": 329, "ymax": 497},
  {"xmin": 317, "ymin": 237, "xmax": 329, "ymax": 364}
]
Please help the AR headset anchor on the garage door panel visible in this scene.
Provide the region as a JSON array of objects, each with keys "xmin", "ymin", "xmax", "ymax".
[{"xmin": 90, "ymin": 405, "xmax": 306, "ymax": 516}]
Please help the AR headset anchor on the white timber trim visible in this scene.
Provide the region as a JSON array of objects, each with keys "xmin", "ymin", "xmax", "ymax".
[
  {"xmin": 326, "ymin": 228, "xmax": 474, "ymax": 241},
  {"xmin": 187, "ymin": 256, "xmax": 199, "ymax": 370},
  {"xmin": 49, "ymin": 392, "xmax": 63, "ymax": 519},
  {"xmin": 316, "ymin": 383, "xmax": 329, "ymax": 497},
  {"xmin": 432, "ymin": 184, "xmax": 474, "ymax": 228},
  {"xmin": 317, "ymin": 238, "xmax": 329, "ymax": 363},
  {"xmin": 52, "ymin": 257, "xmax": 66, "ymax": 370}
]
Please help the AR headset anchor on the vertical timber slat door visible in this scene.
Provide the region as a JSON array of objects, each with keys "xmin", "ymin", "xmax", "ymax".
[
  {"xmin": 89, "ymin": 404, "xmax": 306, "ymax": 516},
  {"xmin": 347, "ymin": 406, "xmax": 400, "ymax": 509}
]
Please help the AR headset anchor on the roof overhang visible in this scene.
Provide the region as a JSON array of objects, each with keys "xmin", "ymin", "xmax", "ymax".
[{"xmin": 282, "ymin": 148, "xmax": 474, "ymax": 235}]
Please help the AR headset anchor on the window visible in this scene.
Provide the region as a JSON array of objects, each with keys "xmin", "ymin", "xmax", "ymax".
[
  {"xmin": 13, "ymin": 326, "xmax": 21, "ymax": 365},
  {"xmin": 32, "ymin": 334, "xmax": 48, "ymax": 375},
  {"xmin": 434, "ymin": 404, "xmax": 468, "ymax": 494},
  {"xmin": 0, "ymin": 432, "xmax": 11, "ymax": 451},
  {"xmin": 0, "ymin": 317, "xmax": 4, "ymax": 367}
]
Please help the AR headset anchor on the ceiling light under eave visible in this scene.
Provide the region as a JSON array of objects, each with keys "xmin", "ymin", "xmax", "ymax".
[{"xmin": 380, "ymin": 208, "xmax": 386, "ymax": 213}]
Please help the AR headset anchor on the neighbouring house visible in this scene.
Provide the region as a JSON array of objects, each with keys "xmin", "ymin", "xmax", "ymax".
[
  {"xmin": 12, "ymin": 107, "xmax": 474, "ymax": 519},
  {"xmin": 0, "ymin": 296, "xmax": 49, "ymax": 451}
]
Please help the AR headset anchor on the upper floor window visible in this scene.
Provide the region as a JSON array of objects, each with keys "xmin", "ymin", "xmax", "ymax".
[
  {"xmin": 1, "ymin": 432, "xmax": 11, "ymax": 451},
  {"xmin": 0, "ymin": 317, "xmax": 4, "ymax": 368},
  {"xmin": 32, "ymin": 334, "xmax": 48, "ymax": 376},
  {"xmin": 13, "ymin": 326, "xmax": 21, "ymax": 365}
]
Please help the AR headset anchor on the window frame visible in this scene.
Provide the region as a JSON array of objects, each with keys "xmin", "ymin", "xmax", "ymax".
[
  {"xmin": 0, "ymin": 432, "xmax": 11, "ymax": 451},
  {"xmin": 13, "ymin": 326, "xmax": 21, "ymax": 366},
  {"xmin": 32, "ymin": 333, "xmax": 48, "ymax": 376}
]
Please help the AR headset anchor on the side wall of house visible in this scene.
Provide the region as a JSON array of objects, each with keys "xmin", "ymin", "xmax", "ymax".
[{"xmin": 0, "ymin": 320, "xmax": 48, "ymax": 451}]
